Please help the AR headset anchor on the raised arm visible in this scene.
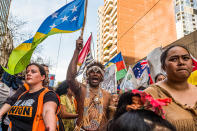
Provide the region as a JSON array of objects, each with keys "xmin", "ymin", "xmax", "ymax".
[{"xmin": 66, "ymin": 37, "xmax": 83, "ymax": 95}]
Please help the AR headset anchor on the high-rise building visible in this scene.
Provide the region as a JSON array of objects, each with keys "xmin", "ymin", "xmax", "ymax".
[
  {"xmin": 0, "ymin": 0, "xmax": 11, "ymax": 44},
  {"xmin": 174, "ymin": 0, "xmax": 197, "ymax": 39},
  {"xmin": 0, "ymin": 0, "xmax": 13, "ymax": 66},
  {"xmin": 96, "ymin": 6, "xmax": 104, "ymax": 62},
  {"xmin": 97, "ymin": 0, "xmax": 117, "ymax": 64},
  {"xmin": 97, "ymin": 0, "xmax": 197, "ymax": 66}
]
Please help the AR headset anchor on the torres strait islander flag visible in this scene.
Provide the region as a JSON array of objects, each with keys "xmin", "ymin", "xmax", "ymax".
[
  {"xmin": 105, "ymin": 52, "xmax": 127, "ymax": 81},
  {"xmin": 3, "ymin": 0, "xmax": 85, "ymax": 75}
]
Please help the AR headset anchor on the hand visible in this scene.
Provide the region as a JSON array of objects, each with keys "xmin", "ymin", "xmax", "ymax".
[
  {"xmin": 75, "ymin": 114, "xmax": 79, "ymax": 118},
  {"xmin": 45, "ymin": 126, "xmax": 49, "ymax": 131},
  {"xmin": 76, "ymin": 37, "xmax": 83, "ymax": 51}
]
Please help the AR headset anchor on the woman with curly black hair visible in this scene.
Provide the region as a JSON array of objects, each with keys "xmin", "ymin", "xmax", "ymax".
[
  {"xmin": 56, "ymin": 80, "xmax": 78, "ymax": 131},
  {"xmin": 107, "ymin": 109, "xmax": 176, "ymax": 131},
  {"xmin": 107, "ymin": 90, "xmax": 176, "ymax": 131}
]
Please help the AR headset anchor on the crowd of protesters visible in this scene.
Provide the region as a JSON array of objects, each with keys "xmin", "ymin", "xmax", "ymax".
[{"xmin": 0, "ymin": 36, "xmax": 196, "ymax": 131}]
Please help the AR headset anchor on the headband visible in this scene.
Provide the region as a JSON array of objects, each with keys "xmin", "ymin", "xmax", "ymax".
[{"xmin": 86, "ymin": 66, "xmax": 104, "ymax": 76}]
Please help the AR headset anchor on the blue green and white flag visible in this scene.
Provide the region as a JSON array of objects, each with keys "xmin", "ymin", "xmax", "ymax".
[{"xmin": 3, "ymin": 0, "xmax": 85, "ymax": 75}]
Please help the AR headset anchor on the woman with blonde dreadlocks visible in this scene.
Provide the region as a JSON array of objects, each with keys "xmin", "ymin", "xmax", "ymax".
[{"xmin": 66, "ymin": 36, "xmax": 111, "ymax": 131}]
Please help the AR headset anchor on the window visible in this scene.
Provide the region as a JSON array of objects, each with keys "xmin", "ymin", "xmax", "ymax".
[{"xmin": 194, "ymin": 9, "xmax": 197, "ymax": 15}]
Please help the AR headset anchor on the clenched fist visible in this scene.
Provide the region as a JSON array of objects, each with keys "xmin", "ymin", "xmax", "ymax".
[{"xmin": 76, "ymin": 37, "xmax": 83, "ymax": 51}]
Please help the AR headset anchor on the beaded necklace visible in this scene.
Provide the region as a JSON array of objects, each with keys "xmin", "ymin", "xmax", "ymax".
[{"xmin": 82, "ymin": 84, "xmax": 103, "ymax": 130}]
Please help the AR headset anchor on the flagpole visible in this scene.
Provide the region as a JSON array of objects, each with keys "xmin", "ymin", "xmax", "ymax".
[
  {"xmin": 81, "ymin": 0, "xmax": 88, "ymax": 37},
  {"xmin": 91, "ymin": 32, "xmax": 96, "ymax": 59}
]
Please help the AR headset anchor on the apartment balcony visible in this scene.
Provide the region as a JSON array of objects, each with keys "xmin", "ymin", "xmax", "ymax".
[
  {"xmin": 104, "ymin": 55, "xmax": 110, "ymax": 62},
  {"xmin": 114, "ymin": 38, "xmax": 117, "ymax": 45},
  {"xmin": 104, "ymin": 39, "xmax": 112, "ymax": 49},
  {"xmin": 104, "ymin": 32, "xmax": 110, "ymax": 38},
  {"xmin": 105, "ymin": 0, "xmax": 113, "ymax": 10},
  {"xmin": 111, "ymin": 12, "xmax": 117, "ymax": 24},
  {"xmin": 104, "ymin": 34, "xmax": 112, "ymax": 44},
  {"xmin": 114, "ymin": 32, "xmax": 117, "ymax": 38},
  {"xmin": 104, "ymin": 26, "xmax": 110, "ymax": 32},
  {"xmin": 104, "ymin": 15, "xmax": 110, "ymax": 21},
  {"xmin": 114, "ymin": 0, "xmax": 117, "ymax": 5},
  {"xmin": 111, "ymin": 6, "xmax": 117, "ymax": 17},
  {"xmin": 114, "ymin": 25, "xmax": 117, "ymax": 31},
  {"xmin": 105, "ymin": 4, "xmax": 113, "ymax": 15},
  {"xmin": 104, "ymin": 49, "xmax": 109, "ymax": 55},
  {"xmin": 104, "ymin": 20, "xmax": 110, "ymax": 26},
  {"xmin": 110, "ymin": 46, "xmax": 117, "ymax": 56},
  {"xmin": 110, "ymin": 52, "xmax": 117, "ymax": 59},
  {"xmin": 114, "ymin": 18, "xmax": 117, "ymax": 25}
]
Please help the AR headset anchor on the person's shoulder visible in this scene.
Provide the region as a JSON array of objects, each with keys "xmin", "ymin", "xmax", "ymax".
[
  {"xmin": 145, "ymin": 84, "xmax": 157, "ymax": 91},
  {"xmin": 47, "ymin": 86, "xmax": 54, "ymax": 90},
  {"xmin": 101, "ymin": 88, "xmax": 109, "ymax": 94},
  {"xmin": 101, "ymin": 89, "xmax": 111, "ymax": 98},
  {"xmin": 190, "ymin": 83, "xmax": 197, "ymax": 91},
  {"xmin": 44, "ymin": 90, "xmax": 59, "ymax": 104},
  {"xmin": 145, "ymin": 83, "xmax": 165, "ymax": 99},
  {"xmin": 80, "ymin": 83, "xmax": 86, "ymax": 88},
  {"xmin": 60, "ymin": 94, "xmax": 67, "ymax": 104},
  {"xmin": 45, "ymin": 89, "xmax": 57, "ymax": 97},
  {"xmin": 145, "ymin": 83, "xmax": 162, "ymax": 94},
  {"xmin": 60, "ymin": 94, "xmax": 66, "ymax": 99}
]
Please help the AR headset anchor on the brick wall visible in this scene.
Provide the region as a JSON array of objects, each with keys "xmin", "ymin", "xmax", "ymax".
[{"xmin": 117, "ymin": 0, "xmax": 177, "ymax": 65}]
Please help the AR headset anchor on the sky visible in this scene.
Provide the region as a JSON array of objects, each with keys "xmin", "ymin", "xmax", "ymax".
[{"xmin": 9, "ymin": 0, "xmax": 104, "ymax": 84}]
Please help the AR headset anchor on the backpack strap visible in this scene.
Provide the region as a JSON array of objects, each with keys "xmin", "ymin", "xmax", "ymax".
[
  {"xmin": 7, "ymin": 121, "xmax": 12, "ymax": 131},
  {"xmin": 23, "ymin": 83, "xmax": 29, "ymax": 91},
  {"xmin": 55, "ymin": 93, "xmax": 61, "ymax": 114},
  {"xmin": 9, "ymin": 87, "xmax": 60, "ymax": 131},
  {"xmin": 74, "ymin": 98, "xmax": 77, "ymax": 112},
  {"xmin": 32, "ymin": 88, "xmax": 49, "ymax": 131},
  {"xmin": 32, "ymin": 87, "xmax": 61, "ymax": 131}
]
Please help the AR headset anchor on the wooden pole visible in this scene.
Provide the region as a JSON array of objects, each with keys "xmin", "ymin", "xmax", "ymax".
[{"xmin": 81, "ymin": 0, "xmax": 88, "ymax": 37}]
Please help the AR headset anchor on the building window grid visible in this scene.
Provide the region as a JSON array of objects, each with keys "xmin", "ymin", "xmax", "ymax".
[
  {"xmin": 0, "ymin": 0, "xmax": 10, "ymax": 35},
  {"xmin": 174, "ymin": 0, "xmax": 197, "ymax": 37}
]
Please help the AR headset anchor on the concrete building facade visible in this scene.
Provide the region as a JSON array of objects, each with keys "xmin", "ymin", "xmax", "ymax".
[
  {"xmin": 174, "ymin": 0, "xmax": 197, "ymax": 39},
  {"xmin": 117, "ymin": 0, "xmax": 177, "ymax": 65},
  {"xmin": 96, "ymin": 6, "xmax": 104, "ymax": 62},
  {"xmin": 0, "ymin": 0, "xmax": 11, "ymax": 44},
  {"xmin": 97, "ymin": 0, "xmax": 117, "ymax": 64},
  {"xmin": 97, "ymin": 0, "xmax": 197, "ymax": 66}
]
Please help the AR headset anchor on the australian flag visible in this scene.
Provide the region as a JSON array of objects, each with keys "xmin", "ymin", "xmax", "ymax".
[{"xmin": 132, "ymin": 60, "xmax": 148, "ymax": 79}]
